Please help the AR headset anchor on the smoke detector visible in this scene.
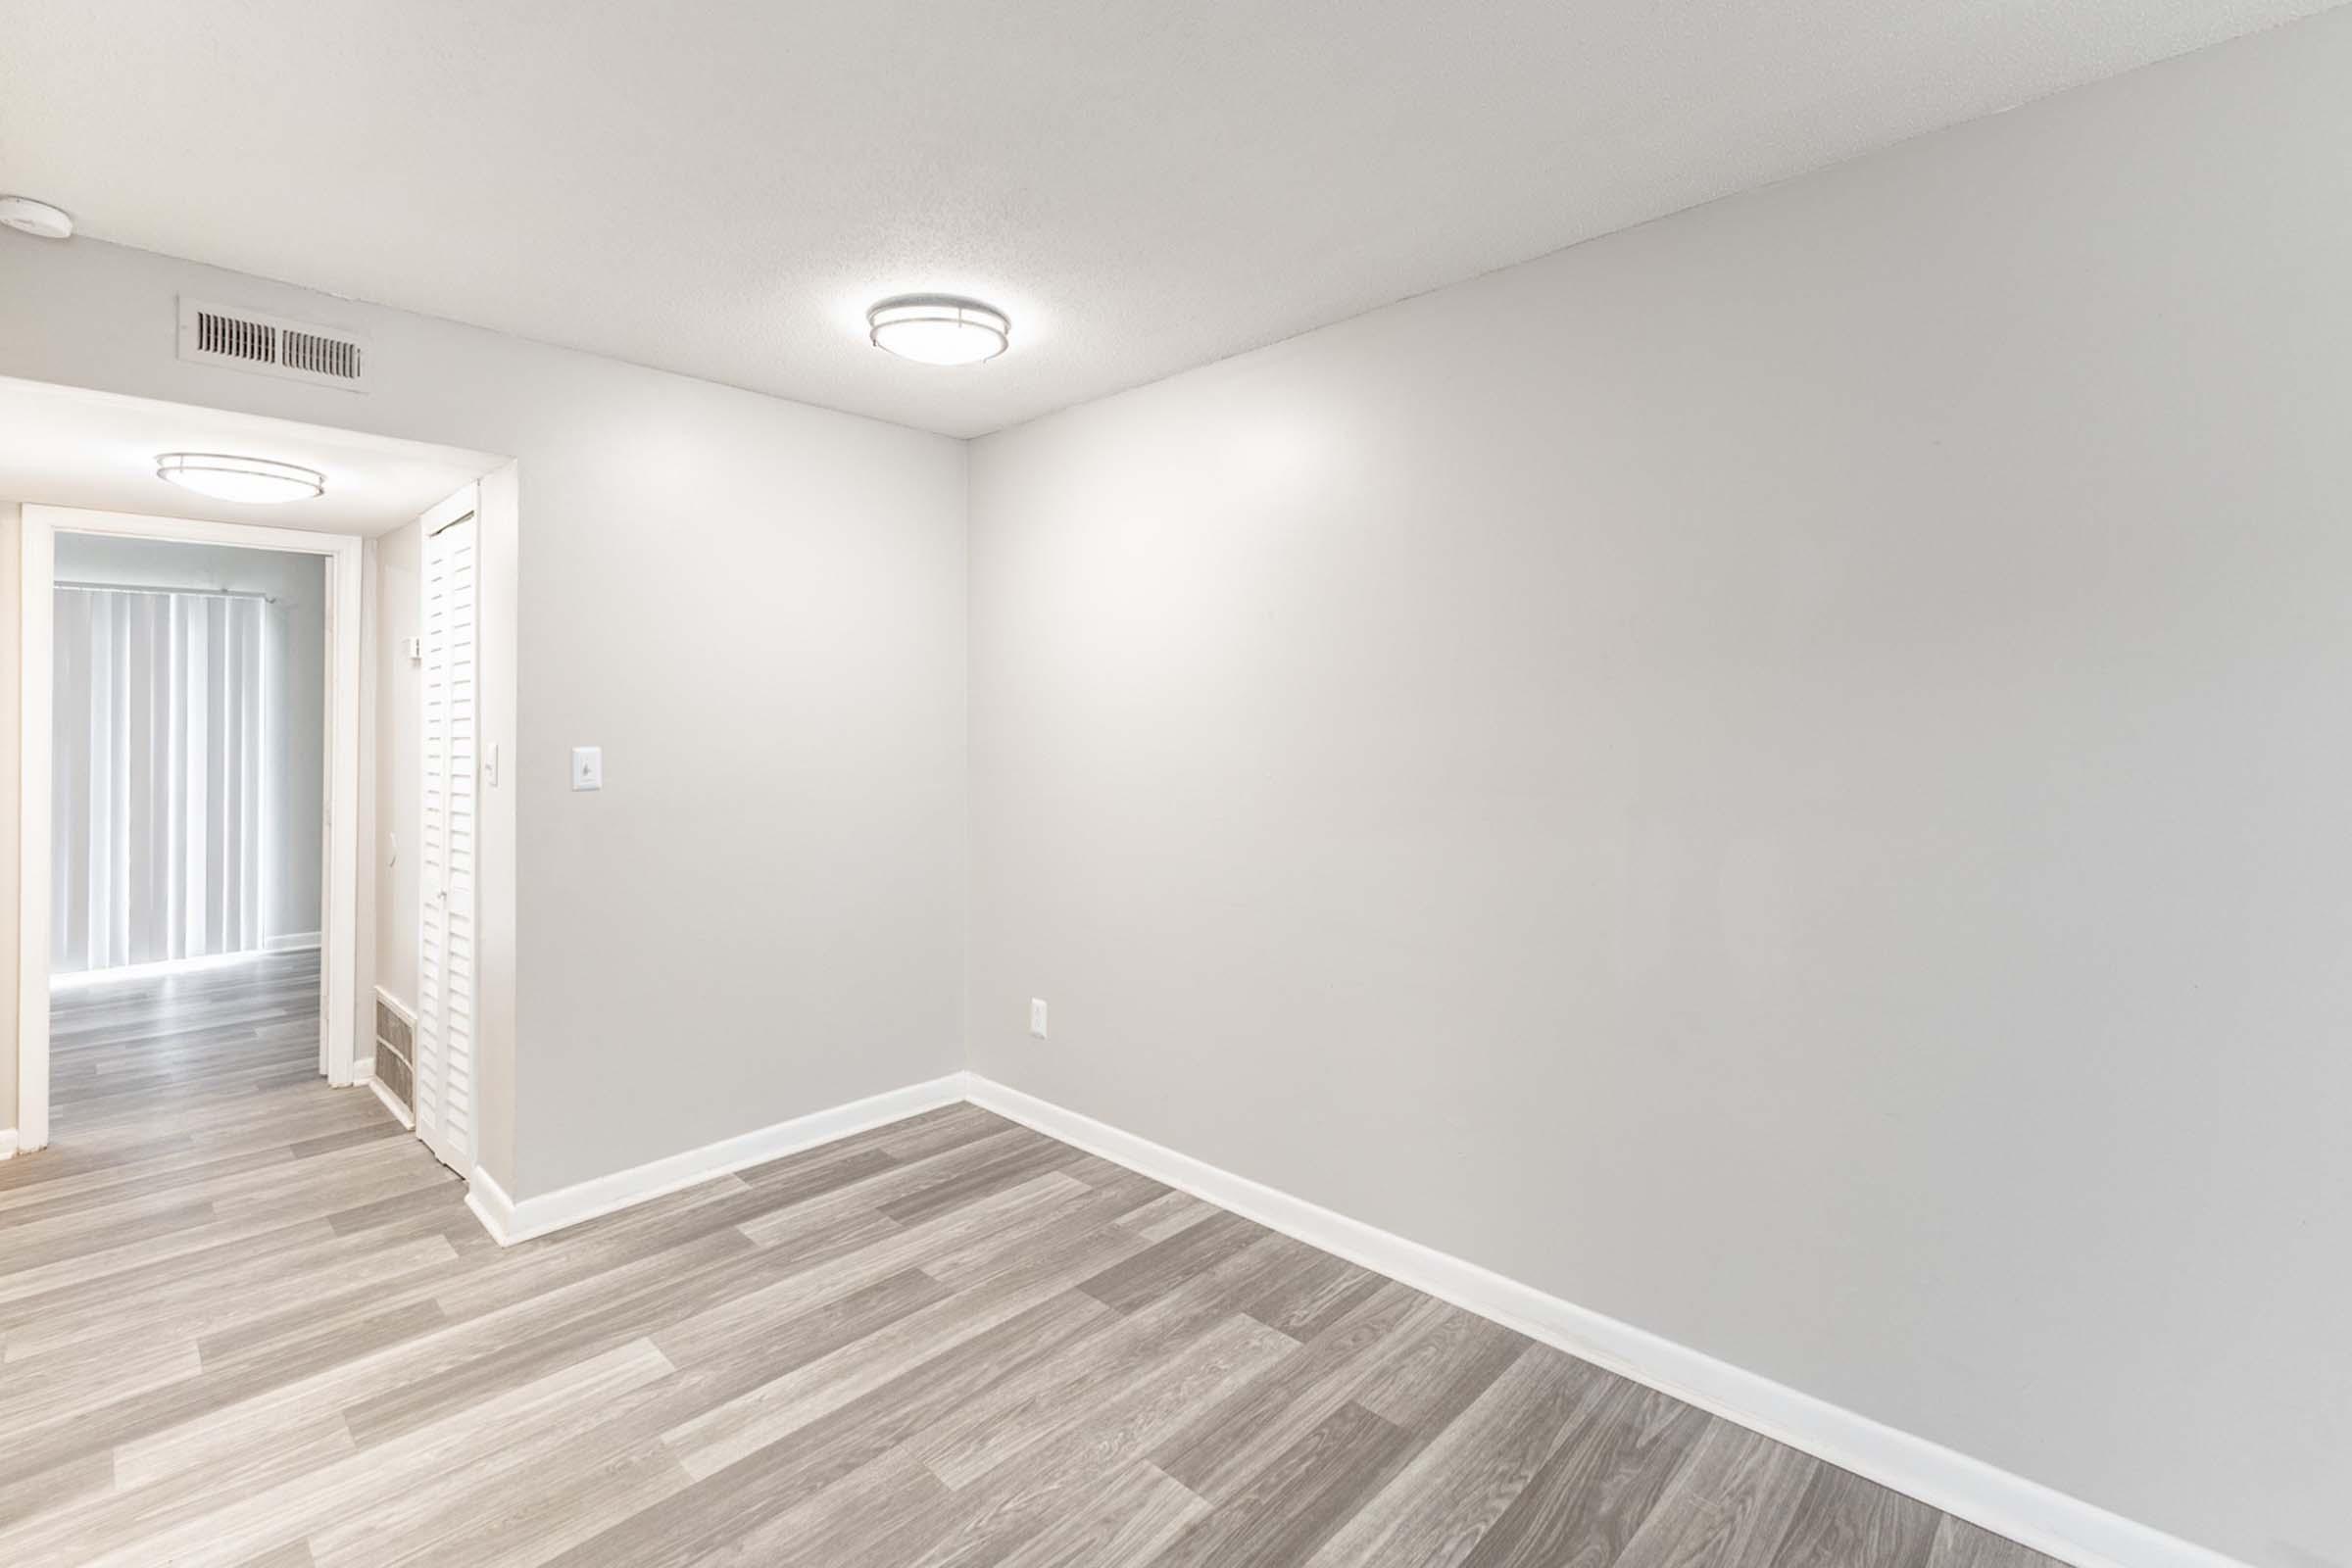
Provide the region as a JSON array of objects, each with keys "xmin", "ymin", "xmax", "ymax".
[{"xmin": 0, "ymin": 196, "xmax": 74, "ymax": 240}]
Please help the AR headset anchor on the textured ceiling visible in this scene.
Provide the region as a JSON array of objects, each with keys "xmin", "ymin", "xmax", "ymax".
[{"xmin": 0, "ymin": 0, "xmax": 2334, "ymax": 437}]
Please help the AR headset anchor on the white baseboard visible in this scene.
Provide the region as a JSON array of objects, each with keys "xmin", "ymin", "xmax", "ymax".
[
  {"xmin": 463, "ymin": 1073, "xmax": 970, "ymax": 1248},
  {"xmin": 466, "ymin": 1164, "xmax": 520, "ymax": 1246},
  {"xmin": 50, "ymin": 949, "xmax": 273, "ymax": 989},
  {"xmin": 962, "ymin": 1075, "xmax": 2244, "ymax": 1568},
  {"xmin": 365, "ymin": 1069, "xmax": 413, "ymax": 1130},
  {"xmin": 0, "ymin": 1129, "xmax": 18, "ymax": 1160},
  {"xmin": 265, "ymin": 931, "xmax": 322, "ymax": 953}
]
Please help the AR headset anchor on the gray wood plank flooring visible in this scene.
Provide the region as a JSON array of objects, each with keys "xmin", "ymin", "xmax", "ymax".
[{"xmin": 0, "ymin": 951, "xmax": 2066, "ymax": 1567}]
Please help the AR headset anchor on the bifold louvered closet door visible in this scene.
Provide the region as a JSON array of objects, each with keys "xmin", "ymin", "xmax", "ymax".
[{"xmin": 415, "ymin": 507, "xmax": 479, "ymax": 1174}]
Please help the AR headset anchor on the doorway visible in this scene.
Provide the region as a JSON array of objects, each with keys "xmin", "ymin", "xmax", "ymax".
[
  {"xmin": 14, "ymin": 507, "xmax": 363, "ymax": 1153},
  {"xmin": 3, "ymin": 375, "xmax": 515, "ymax": 1181},
  {"xmin": 41, "ymin": 532, "xmax": 335, "ymax": 1142}
]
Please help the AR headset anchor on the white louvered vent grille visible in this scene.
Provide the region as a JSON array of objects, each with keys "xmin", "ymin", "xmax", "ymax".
[
  {"xmin": 177, "ymin": 298, "xmax": 369, "ymax": 391},
  {"xmin": 283, "ymin": 327, "xmax": 362, "ymax": 380},
  {"xmin": 196, "ymin": 310, "xmax": 275, "ymax": 365}
]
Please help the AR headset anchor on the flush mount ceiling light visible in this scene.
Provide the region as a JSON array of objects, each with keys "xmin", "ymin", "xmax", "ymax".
[
  {"xmin": 155, "ymin": 452, "xmax": 325, "ymax": 505},
  {"xmin": 0, "ymin": 195, "xmax": 74, "ymax": 239},
  {"xmin": 866, "ymin": 295, "xmax": 1010, "ymax": 367}
]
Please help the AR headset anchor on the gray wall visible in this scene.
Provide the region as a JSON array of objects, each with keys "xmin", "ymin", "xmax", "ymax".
[
  {"xmin": 0, "ymin": 244, "xmax": 967, "ymax": 1198},
  {"xmin": 51, "ymin": 532, "xmax": 327, "ymax": 949},
  {"xmin": 965, "ymin": 12, "xmax": 2352, "ymax": 1568}
]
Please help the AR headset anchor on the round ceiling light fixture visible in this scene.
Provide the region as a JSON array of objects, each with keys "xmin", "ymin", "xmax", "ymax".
[
  {"xmin": 155, "ymin": 453, "xmax": 325, "ymax": 505},
  {"xmin": 0, "ymin": 195, "xmax": 74, "ymax": 240},
  {"xmin": 866, "ymin": 295, "xmax": 1010, "ymax": 367}
]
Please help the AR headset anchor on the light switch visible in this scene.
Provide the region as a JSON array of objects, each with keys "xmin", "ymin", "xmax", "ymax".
[{"xmin": 571, "ymin": 747, "xmax": 603, "ymax": 791}]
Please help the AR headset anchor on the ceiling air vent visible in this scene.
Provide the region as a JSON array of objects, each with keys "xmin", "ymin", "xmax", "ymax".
[{"xmin": 177, "ymin": 297, "xmax": 369, "ymax": 392}]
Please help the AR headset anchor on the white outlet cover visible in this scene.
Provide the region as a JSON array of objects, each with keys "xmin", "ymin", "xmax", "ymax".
[
  {"xmin": 1029, "ymin": 999, "xmax": 1049, "ymax": 1039},
  {"xmin": 571, "ymin": 746, "xmax": 603, "ymax": 791}
]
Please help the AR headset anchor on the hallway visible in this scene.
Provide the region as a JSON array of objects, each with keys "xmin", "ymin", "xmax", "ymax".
[{"xmin": 46, "ymin": 950, "xmax": 333, "ymax": 1138}]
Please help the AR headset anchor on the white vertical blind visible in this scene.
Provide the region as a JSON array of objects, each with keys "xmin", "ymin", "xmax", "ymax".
[{"xmin": 51, "ymin": 586, "xmax": 266, "ymax": 974}]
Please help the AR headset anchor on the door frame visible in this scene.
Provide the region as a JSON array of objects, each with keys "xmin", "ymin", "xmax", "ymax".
[{"xmin": 16, "ymin": 505, "xmax": 366, "ymax": 1152}]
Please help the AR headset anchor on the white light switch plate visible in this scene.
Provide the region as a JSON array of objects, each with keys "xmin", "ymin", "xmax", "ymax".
[
  {"xmin": 1029, "ymin": 999, "xmax": 1049, "ymax": 1039},
  {"xmin": 571, "ymin": 747, "xmax": 603, "ymax": 791}
]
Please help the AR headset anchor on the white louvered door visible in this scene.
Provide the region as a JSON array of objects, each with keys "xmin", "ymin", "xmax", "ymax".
[{"xmin": 416, "ymin": 507, "xmax": 479, "ymax": 1175}]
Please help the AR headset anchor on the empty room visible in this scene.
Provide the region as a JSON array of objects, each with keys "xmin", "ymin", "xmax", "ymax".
[{"xmin": 0, "ymin": 2, "xmax": 2343, "ymax": 1566}]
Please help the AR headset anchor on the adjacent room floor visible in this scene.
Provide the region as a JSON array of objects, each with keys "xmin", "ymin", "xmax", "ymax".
[{"xmin": 1, "ymin": 957, "xmax": 2055, "ymax": 1567}]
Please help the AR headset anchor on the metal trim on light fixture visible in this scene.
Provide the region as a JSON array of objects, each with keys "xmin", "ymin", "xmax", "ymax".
[
  {"xmin": 155, "ymin": 452, "xmax": 326, "ymax": 504},
  {"xmin": 866, "ymin": 295, "xmax": 1011, "ymax": 365}
]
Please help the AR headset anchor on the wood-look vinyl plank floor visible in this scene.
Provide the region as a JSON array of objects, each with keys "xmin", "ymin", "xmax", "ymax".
[{"xmin": 0, "ymin": 950, "xmax": 2064, "ymax": 1567}]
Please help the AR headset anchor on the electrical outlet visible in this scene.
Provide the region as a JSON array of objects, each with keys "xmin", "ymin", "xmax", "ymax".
[{"xmin": 1029, "ymin": 999, "xmax": 1049, "ymax": 1039}]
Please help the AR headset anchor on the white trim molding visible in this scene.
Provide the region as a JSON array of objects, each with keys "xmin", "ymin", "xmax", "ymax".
[
  {"xmin": 464, "ymin": 1074, "xmax": 969, "ymax": 1247},
  {"xmin": 15, "ymin": 513, "xmax": 55, "ymax": 1152},
  {"xmin": 50, "ymin": 949, "xmax": 280, "ymax": 990},
  {"xmin": 265, "ymin": 931, "xmax": 323, "ymax": 953},
  {"xmin": 961, "ymin": 1076, "xmax": 2249, "ymax": 1568},
  {"xmin": 466, "ymin": 1164, "xmax": 521, "ymax": 1246},
  {"xmin": 367, "ymin": 1072, "xmax": 414, "ymax": 1130},
  {"xmin": 0, "ymin": 1129, "xmax": 19, "ymax": 1161}
]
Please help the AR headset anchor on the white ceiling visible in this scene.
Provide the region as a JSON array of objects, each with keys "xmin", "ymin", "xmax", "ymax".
[
  {"xmin": 0, "ymin": 377, "xmax": 504, "ymax": 537},
  {"xmin": 0, "ymin": 1, "xmax": 2333, "ymax": 438}
]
